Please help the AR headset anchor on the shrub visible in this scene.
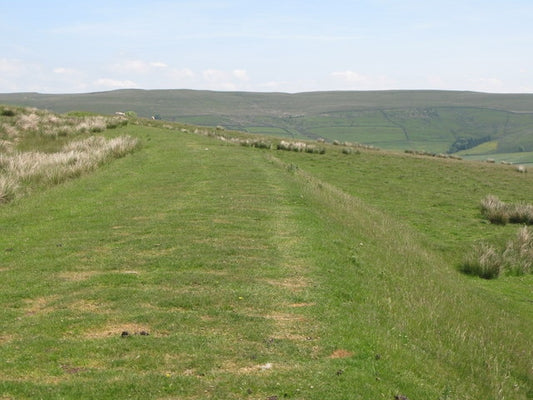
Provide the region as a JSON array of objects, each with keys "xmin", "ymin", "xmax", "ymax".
[{"xmin": 460, "ymin": 243, "xmax": 502, "ymax": 279}]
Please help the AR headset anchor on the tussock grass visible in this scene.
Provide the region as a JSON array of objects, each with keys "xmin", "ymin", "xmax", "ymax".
[
  {"xmin": 481, "ymin": 195, "xmax": 533, "ymax": 225},
  {"xmin": 461, "ymin": 226, "xmax": 533, "ymax": 278},
  {"xmin": 1, "ymin": 106, "xmax": 127, "ymax": 142},
  {"xmin": 0, "ymin": 106, "xmax": 138, "ymax": 203},
  {"xmin": 0, "ymin": 175, "xmax": 18, "ymax": 203},
  {"xmin": 460, "ymin": 242, "xmax": 502, "ymax": 279},
  {"xmin": 277, "ymin": 140, "xmax": 325, "ymax": 154},
  {"xmin": 0, "ymin": 135, "xmax": 139, "ymax": 198},
  {"xmin": 502, "ymin": 226, "xmax": 533, "ymax": 275}
]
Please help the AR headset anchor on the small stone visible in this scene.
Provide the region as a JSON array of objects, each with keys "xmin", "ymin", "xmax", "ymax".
[{"xmin": 121, "ymin": 331, "xmax": 130, "ymax": 338}]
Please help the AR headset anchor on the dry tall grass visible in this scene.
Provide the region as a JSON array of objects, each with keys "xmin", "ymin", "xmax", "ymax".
[
  {"xmin": 502, "ymin": 226, "xmax": 533, "ymax": 275},
  {"xmin": 0, "ymin": 135, "xmax": 139, "ymax": 192},
  {"xmin": 480, "ymin": 195, "xmax": 533, "ymax": 225},
  {"xmin": 1, "ymin": 106, "xmax": 127, "ymax": 140},
  {"xmin": 0, "ymin": 106, "xmax": 138, "ymax": 203},
  {"xmin": 461, "ymin": 226, "xmax": 533, "ymax": 278}
]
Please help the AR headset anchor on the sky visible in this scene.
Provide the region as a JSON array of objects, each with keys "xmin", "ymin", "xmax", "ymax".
[{"xmin": 1, "ymin": 0, "xmax": 532, "ymax": 94}]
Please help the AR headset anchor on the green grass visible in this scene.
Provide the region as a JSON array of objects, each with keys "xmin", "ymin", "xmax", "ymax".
[{"xmin": 0, "ymin": 116, "xmax": 532, "ymax": 399}]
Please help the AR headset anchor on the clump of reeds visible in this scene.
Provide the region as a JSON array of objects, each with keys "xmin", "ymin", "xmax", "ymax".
[{"xmin": 480, "ymin": 195, "xmax": 533, "ymax": 225}]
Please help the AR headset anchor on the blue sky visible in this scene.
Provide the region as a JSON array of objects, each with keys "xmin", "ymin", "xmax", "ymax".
[{"xmin": 1, "ymin": 0, "xmax": 532, "ymax": 93}]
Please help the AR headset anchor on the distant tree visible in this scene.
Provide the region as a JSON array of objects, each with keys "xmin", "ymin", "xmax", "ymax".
[{"xmin": 448, "ymin": 135, "xmax": 491, "ymax": 153}]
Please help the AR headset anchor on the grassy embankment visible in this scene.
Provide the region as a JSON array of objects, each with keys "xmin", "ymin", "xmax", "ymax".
[{"xmin": 0, "ymin": 111, "xmax": 531, "ymax": 399}]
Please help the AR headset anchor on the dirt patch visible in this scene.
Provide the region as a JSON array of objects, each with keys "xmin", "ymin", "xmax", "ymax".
[{"xmin": 328, "ymin": 349, "xmax": 354, "ymax": 359}]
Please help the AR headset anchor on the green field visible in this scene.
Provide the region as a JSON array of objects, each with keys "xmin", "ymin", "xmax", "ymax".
[
  {"xmin": 2, "ymin": 89, "xmax": 533, "ymax": 163},
  {"xmin": 0, "ymin": 110, "xmax": 531, "ymax": 399}
]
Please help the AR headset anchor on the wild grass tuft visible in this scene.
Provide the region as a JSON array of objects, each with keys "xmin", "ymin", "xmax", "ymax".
[
  {"xmin": 461, "ymin": 226, "xmax": 533, "ymax": 278},
  {"xmin": 480, "ymin": 194, "xmax": 533, "ymax": 225},
  {"xmin": 460, "ymin": 242, "xmax": 502, "ymax": 279},
  {"xmin": 0, "ymin": 175, "xmax": 18, "ymax": 203},
  {"xmin": 502, "ymin": 226, "xmax": 533, "ymax": 275}
]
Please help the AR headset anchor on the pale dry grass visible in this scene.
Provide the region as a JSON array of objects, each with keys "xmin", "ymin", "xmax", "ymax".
[
  {"xmin": 0, "ymin": 134, "xmax": 139, "ymax": 202},
  {"xmin": 462, "ymin": 226, "xmax": 533, "ymax": 278},
  {"xmin": 2, "ymin": 107, "xmax": 127, "ymax": 139},
  {"xmin": 23, "ymin": 295, "xmax": 59, "ymax": 316},
  {"xmin": 0, "ymin": 175, "xmax": 18, "ymax": 203},
  {"xmin": 502, "ymin": 226, "xmax": 533, "ymax": 275},
  {"xmin": 481, "ymin": 195, "xmax": 533, "ymax": 225},
  {"xmin": 57, "ymin": 270, "xmax": 98, "ymax": 282}
]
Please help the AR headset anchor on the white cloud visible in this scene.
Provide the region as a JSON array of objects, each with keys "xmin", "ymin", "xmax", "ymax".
[
  {"xmin": 110, "ymin": 60, "xmax": 150, "ymax": 74},
  {"xmin": 110, "ymin": 60, "xmax": 168, "ymax": 74},
  {"xmin": 331, "ymin": 70, "xmax": 372, "ymax": 85},
  {"xmin": 171, "ymin": 68, "xmax": 194, "ymax": 78},
  {"xmin": 150, "ymin": 62, "xmax": 168, "ymax": 68},
  {"xmin": 233, "ymin": 69, "xmax": 249, "ymax": 81},
  {"xmin": 0, "ymin": 58, "xmax": 24, "ymax": 74},
  {"xmin": 330, "ymin": 70, "xmax": 393, "ymax": 90},
  {"xmin": 53, "ymin": 67, "xmax": 79, "ymax": 75},
  {"xmin": 93, "ymin": 78, "xmax": 138, "ymax": 89},
  {"xmin": 199, "ymin": 69, "xmax": 253, "ymax": 90}
]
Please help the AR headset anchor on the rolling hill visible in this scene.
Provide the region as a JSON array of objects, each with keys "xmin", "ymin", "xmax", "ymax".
[{"xmin": 2, "ymin": 89, "xmax": 533, "ymax": 163}]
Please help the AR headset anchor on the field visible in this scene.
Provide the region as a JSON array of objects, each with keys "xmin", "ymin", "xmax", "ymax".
[
  {"xmin": 2, "ymin": 90, "xmax": 533, "ymax": 163},
  {"xmin": 0, "ymin": 110, "xmax": 532, "ymax": 399}
]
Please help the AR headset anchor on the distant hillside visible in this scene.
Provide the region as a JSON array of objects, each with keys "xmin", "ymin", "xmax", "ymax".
[{"xmin": 2, "ymin": 89, "xmax": 533, "ymax": 162}]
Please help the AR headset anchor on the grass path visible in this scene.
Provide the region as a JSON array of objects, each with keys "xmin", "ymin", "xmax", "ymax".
[
  {"xmin": 0, "ymin": 125, "xmax": 531, "ymax": 399},
  {"xmin": 0, "ymin": 127, "xmax": 325, "ymax": 398}
]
